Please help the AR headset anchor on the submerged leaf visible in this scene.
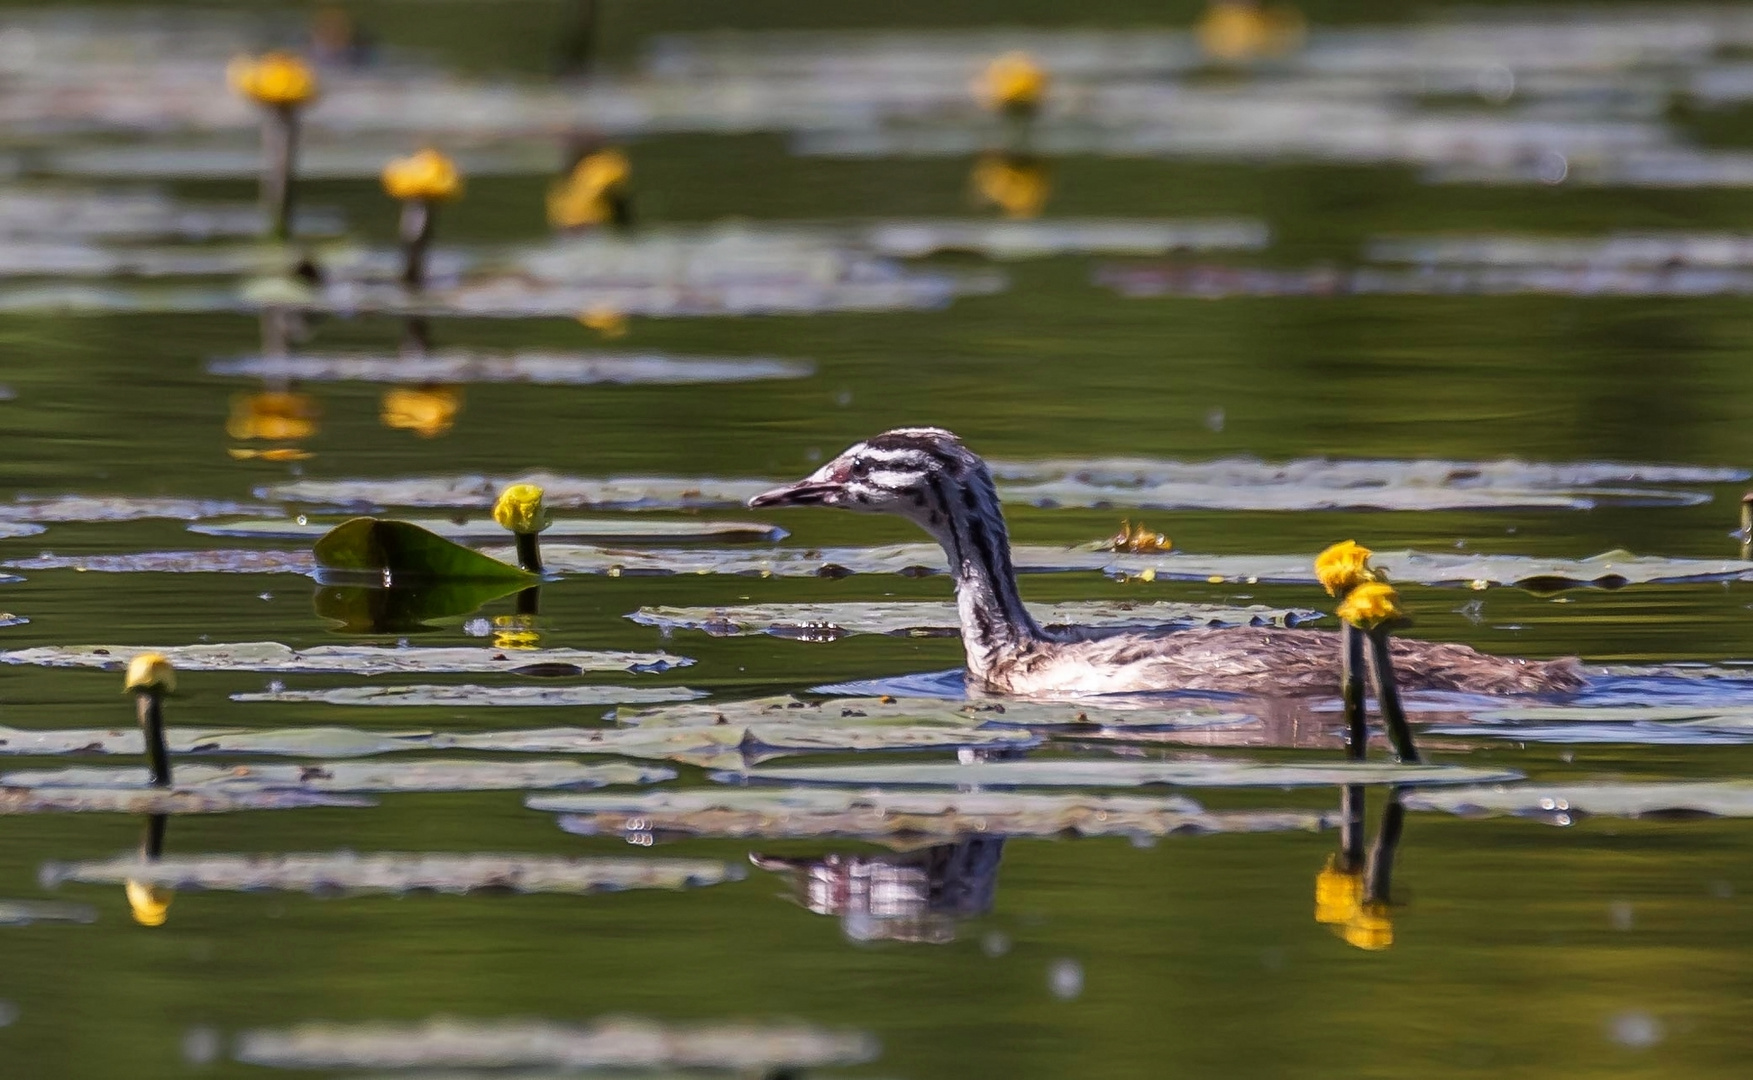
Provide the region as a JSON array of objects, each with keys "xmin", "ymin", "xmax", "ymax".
[
  {"xmin": 1403, "ymin": 781, "xmax": 1753, "ymax": 820},
  {"xmin": 208, "ymin": 350, "xmax": 813, "ymax": 386},
  {"xmin": 230, "ymin": 1017, "xmax": 875, "ymax": 1072},
  {"xmin": 196, "ymin": 517, "xmax": 785, "ymax": 543},
  {"xmin": 0, "ymin": 642, "xmax": 689, "ymax": 676},
  {"xmin": 713, "ymin": 759, "xmax": 1520, "ymax": 789},
  {"xmin": 232, "ymin": 684, "xmax": 703, "ymax": 708},
  {"xmin": 614, "ymin": 694, "xmax": 1252, "ymax": 732},
  {"xmin": 629, "ymin": 599, "xmax": 1320, "ymax": 639},
  {"xmin": 532, "ymin": 787, "xmax": 1333, "ymax": 840},
  {"xmin": 313, "ymin": 518, "xmax": 534, "ymax": 584},
  {"xmin": 41, "ymin": 853, "xmax": 741, "ymax": 896},
  {"xmin": 3, "ymin": 759, "xmax": 672, "ymax": 794}
]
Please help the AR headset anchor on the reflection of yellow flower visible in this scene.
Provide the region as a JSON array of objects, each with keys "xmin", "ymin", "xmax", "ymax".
[
  {"xmin": 1314, "ymin": 540, "xmax": 1375, "ymax": 597},
  {"xmin": 492, "ymin": 613, "xmax": 541, "ymax": 650},
  {"xmin": 227, "ymin": 391, "xmax": 319, "ymax": 442},
  {"xmin": 124, "ymin": 653, "xmax": 176, "ymax": 694},
  {"xmin": 971, "ymin": 153, "xmax": 1050, "ymax": 219},
  {"xmin": 1314, "ymin": 855, "xmax": 1362, "ymax": 925},
  {"xmin": 1342, "ymin": 900, "xmax": 1394, "ymax": 951},
  {"xmin": 547, "ymin": 149, "xmax": 632, "ymax": 229},
  {"xmin": 578, "ymin": 306, "xmax": 628, "ymax": 339},
  {"xmin": 381, "ymin": 149, "xmax": 464, "ymax": 203},
  {"xmin": 493, "ymin": 484, "xmax": 550, "ymax": 536},
  {"xmin": 1336, "ymin": 580, "xmax": 1404, "ymax": 630},
  {"xmin": 228, "ymin": 52, "xmax": 319, "ymax": 107},
  {"xmin": 227, "ymin": 447, "xmax": 314, "ymax": 462},
  {"xmin": 1103, "ymin": 519, "xmax": 1172, "ymax": 554},
  {"xmin": 1198, "ymin": 1, "xmax": 1307, "ymax": 63},
  {"xmin": 380, "ymin": 385, "xmax": 461, "ymax": 438},
  {"xmin": 126, "ymin": 879, "xmax": 174, "ymax": 927},
  {"xmin": 974, "ymin": 51, "xmax": 1048, "ymax": 114}
]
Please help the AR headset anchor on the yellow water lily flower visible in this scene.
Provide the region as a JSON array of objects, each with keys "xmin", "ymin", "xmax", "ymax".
[
  {"xmin": 1197, "ymin": 0, "xmax": 1306, "ymax": 63},
  {"xmin": 124, "ymin": 653, "xmax": 176, "ymax": 695},
  {"xmin": 547, "ymin": 149, "xmax": 632, "ymax": 229},
  {"xmin": 1102, "ymin": 519, "xmax": 1172, "ymax": 554},
  {"xmin": 970, "ymin": 153, "xmax": 1050, "ymax": 219},
  {"xmin": 1314, "ymin": 539, "xmax": 1374, "ymax": 597},
  {"xmin": 578, "ymin": 306, "xmax": 629, "ymax": 339},
  {"xmin": 227, "ymin": 52, "xmax": 319, "ymax": 107},
  {"xmin": 381, "ymin": 149, "xmax": 464, "ymax": 203},
  {"xmin": 974, "ymin": 51, "xmax": 1048, "ymax": 114},
  {"xmin": 380, "ymin": 385, "xmax": 461, "ymax": 438},
  {"xmin": 1341, "ymin": 900, "xmax": 1394, "ymax": 951},
  {"xmin": 125, "ymin": 880, "xmax": 174, "ymax": 927},
  {"xmin": 493, "ymin": 483, "xmax": 550, "ymax": 536},
  {"xmin": 492, "ymin": 613, "xmax": 541, "ymax": 651},
  {"xmin": 1314, "ymin": 855, "xmax": 1363, "ymax": 925},
  {"xmin": 1336, "ymin": 580, "xmax": 1404, "ymax": 630},
  {"xmin": 226, "ymin": 391, "xmax": 319, "ymax": 442}
]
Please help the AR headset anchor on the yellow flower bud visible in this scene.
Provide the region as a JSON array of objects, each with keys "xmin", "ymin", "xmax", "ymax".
[
  {"xmin": 1341, "ymin": 900, "xmax": 1394, "ymax": 951},
  {"xmin": 1336, "ymin": 580, "xmax": 1404, "ymax": 630},
  {"xmin": 227, "ymin": 52, "xmax": 319, "ymax": 107},
  {"xmin": 493, "ymin": 484, "xmax": 550, "ymax": 536},
  {"xmin": 1314, "ymin": 539, "xmax": 1375, "ymax": 597},
  {"xmin": 547, "ymin": 149, "xmax": 632, "ymax": 229},
  {"xmin": 125, "ymin": 879, "xmax": 174, "ymax": 927},
  {"xmin": 124, "ymin": 653, "xmax": 176, "ymax": 695},
  {"xmin": 974, "ymin": 51, "xmax": 1048, "ymax": 113},
  {"xmin": 1314, "ymin": 855, "xmax": 1363, "ymax": 925},
  {"xmin": 381, "ymin": 149, "xmax": 464, "ymax": 203},
  {"xmin": 380, "ymin": 386, "xmax": 461, "ymax": 438}
]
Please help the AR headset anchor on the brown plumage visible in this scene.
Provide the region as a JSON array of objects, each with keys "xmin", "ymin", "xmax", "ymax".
[{"xmin": 750, "ymin": 427, "xmax": 1584, "ymax": 698}]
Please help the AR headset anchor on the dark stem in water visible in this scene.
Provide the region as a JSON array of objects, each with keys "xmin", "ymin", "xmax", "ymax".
[
  {"xmin": 401, "ymin": 316, "xmax": 432, "ymax": 358},
  {"xmin": 554, "ymin": 0, "xmax": 599, "ymax": 77},
  {"xmin": 134, "ymin": 690, "xmax": 172, "ymax": 788},
  {"xmin": 399, "ymin": 199, "xmax": 436, "ymax": 289},
  {"xmin": 1339, "ymin": 784, "xmax": 1366, "ymax": 871},
  {"xmin": 1364, "ymin": 789, "xmax": 1406, "ymax": 904},
  {"xmin": 1741, "ymin": 492, "xmax": 1752, "ymax": 561},
  {"xmin": 262, "ymin": 105, "xmax": 300, "ymax": 241},
  {"xmin": 513, "ymin": 532, "xmax": 543, "ymax": 575},
  {"xmin": 1366, "ymin": 627, "xmax": 1420, "ymax": 763},
  {"xmin": 1340, "ymin": 622, "xmax": 1367, "ymax": 759},
  {"xmin": 516, "ymin": 584, "xmax": 542, "ymax": 616},
  {"xmin": 141, "ymin": 813, "xmax": 168, "ymax": 861}
]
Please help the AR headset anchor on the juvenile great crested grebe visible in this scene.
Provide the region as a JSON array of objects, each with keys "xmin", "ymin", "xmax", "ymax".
[{"xmin": 749, "ymin": 428, "xmax": 1584, "ymax": 698}]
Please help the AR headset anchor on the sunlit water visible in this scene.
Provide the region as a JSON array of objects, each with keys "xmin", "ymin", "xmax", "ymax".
[{"xmin": 5, "ymin": 2, "xmax": 1753, "ymax": 1077}]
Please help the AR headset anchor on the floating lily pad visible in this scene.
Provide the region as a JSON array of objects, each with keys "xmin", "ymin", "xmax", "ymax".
[
  {"xmin": 614, "ymin": 694, "xmax": 1252, "ymax": 732},
  {"xmin": 713, "ymin": 759, "xmax": 1520, "ymax": 789},
  {"xmin": 628, "ymin": 600, "xmax": 1321, "ymax": 640},
  {"xmin": 0, "ymin": 725, "xmax": 424, "ymax": 759},
  {"xmin": 0, "ymin": 899, "xmax": 96, "ymax": 926},
  {"xmin": 0, "ymin": 187, "xmax": 343, "ymax": 242},
  {"xmin": 196, "ymin": 517, "xmax": 786, "ymax": 543},
  {"xmin": 1403, "ymin": 781, "xmax": 1753, "ymax": 820},
  {"xmin": 259, "ymin": 474, "xmax": 779, "ymax": 512},
  {"xmin": 451, "ymin": 723, "xmax": 1037, "ymax": 769},
  {"xmin": 0, "ymin": 642, "xmax": 689, "ymax": 676},
  {"xmin": 861, "ymin": 218, "xmax": 1269, "ymax": 258},
  {"xmin": 3, "ymin": 759, "xmax": 672, "ymax": 795},
  {"xmin": 2, "ymin": 550, "xmax": 315, "ymax": 574},
  {"xmin": 230, "ymin": 1017, "xmax": 875, "ymax": 1072},
  {"xmin": 232, "ymin": 685, "xmax": 704, "ymax": 708},
  {"xmin": 314, "ymin": 518, "xmax": 534, "ymax": 585},
  {"xmin": 1368, "ymin": 233, "xmax": 1753, "ymax": 270},
  {"xmin": 1096, "ymin": 262, "xmax": 1753, "ymax": 300},
  {"xmin": 0, "ymin": 495, "xmax": 266, "ymax": 524},
  {"xmin": 0, "ymin": 614, "xmax": 25, "ymax": 629},
  {"xmin": 532, "ymin": 788, "xmax": 1333, "ymax": 841},
  {"xmin": 0, "ymin": 523, "xmax": 44, "ymax": 539},
  {"xmin": 1431, "ymin": 703, "xmax": 1753, "ymax": 746},
  {"xmin": 208, "ymin": 351, "xmax": 814, "ymax": 386},
  {"xmin": 40, "ymin": 853, "xmax": 741, "ymax": 896},
  {"xmin": 0, "ymin": 787, "xmax": 365, "ymax": 814}
]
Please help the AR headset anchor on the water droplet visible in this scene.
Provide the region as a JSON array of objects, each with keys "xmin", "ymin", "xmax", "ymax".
[
  {"xmin": 1606, "ymin": 1010, "xmax": 1663, "ymax": 1049},
  {"xmin": 463, "ymin": 617, "xmax": 491, "ymax": 637},
  {"xmin": 1203, "ymin": 407, "xmax": 1224, "ymax": 432},
  {"xmin": 182, "ymin": 1025, "xmax": 220, "ymax": 1065}
]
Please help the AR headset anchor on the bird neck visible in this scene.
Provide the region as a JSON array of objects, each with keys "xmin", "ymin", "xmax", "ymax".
[{"xmin": 925, "ymin": 469, "xmax": 1047, "ymax": 677}]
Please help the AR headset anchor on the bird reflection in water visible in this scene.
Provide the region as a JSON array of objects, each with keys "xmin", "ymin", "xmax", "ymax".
[
  {"xmin": 1314, "ymin": 785, "xmax": 1406, "ymax": 950},
  {"xmin": 751, "ymin": 839, "xmax": 1006, "ymax": 945}
]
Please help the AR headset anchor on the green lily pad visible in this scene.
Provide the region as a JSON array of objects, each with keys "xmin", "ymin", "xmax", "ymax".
[
  {"xmin": 313, "ymin": 581, "xmax": 535, "ymax": 634},
  {"xmin": 1403, "ymin": 781, "xmax": 1753, "ymax": 820},
  {"xmin": 40, "ymin": 853, "xmax": 741, "ymax": 896},
  {"xmin": 446, "ymin": 723, "xmax": 1037, "ymax": 769},
  {"xmin": 531, "ymin": 788, "xmax": 1334, "ymax": 841},
  {"xmin": 0, "ymin": 523, "xmax": 44, "ymax": 539},
  {"xmin": 230, "ymin": 1017, "xmax": 876, "ymax": 1072},
  {"xmin": 314, "ymin": 518, "xmax": 535, "ymax": 585},
  {"xmin": 2, "ymin": 550, "xmax": 315, "ymax": 574},
  {"xmin": 0, "ymin": 495, "xmax": 266, "ymax": 523},
  {"xmin": 3, "ymin": 759, "xmax": 672, "ymax": 795},
  {"xmin": 0, "ymin": 787, "xmax": 365, "ymax": 814},
  {"xmin": 0, "ymin": 642, "xmax": 689, "ymax": 676},
  {"xmin": 0, "ymin": 187, "xmax": 343, "ymax": 242},
  {"xmin": 208, "ymin": 351, "xmax": 813, "ymax": 386},
  {"xmin": 1428, "ymin": 703, "xmax": 1753, "ymax": 746},
  {"xmin": 0, "ymin": 900, "xmax": 96, "ymax": 926},
  {"xmin": 259, "ymin": 474, "xmax": 777, "ymax": 512},
  {"xmin": 196, "ymin": 517, "xmax": 785, "ymax": 543},
  {"xmin": 232, "ymin": 685, "xmax": 703, "ymax": 708},
  {"xmin": 864, "ymin": 218, "xmax": 1270, "ymax": 259},
  {"xmin": 712, "ymin": 759, "xmax": 1521, "ymax": 789},
  {"xmin": 628, "ymin": 600, "xmax": 1320, "ymax": 640},
  {"xmin": 0, "ymin": 725, "xmax": 422, "ymax": 759},
  {"xmin": 615, "ymin": 695, "xmax": 1252, "ymax": 732}
]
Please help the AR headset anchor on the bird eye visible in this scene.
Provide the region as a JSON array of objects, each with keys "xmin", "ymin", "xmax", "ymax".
[{"xmin": 849, "ymin": 460, "xmax": 870, "ymax": 479}]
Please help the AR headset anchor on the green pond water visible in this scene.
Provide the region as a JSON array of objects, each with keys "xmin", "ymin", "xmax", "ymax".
[{"xmin": 6, "ymin": 1, "xmax": 1753, "ymax": 1077}]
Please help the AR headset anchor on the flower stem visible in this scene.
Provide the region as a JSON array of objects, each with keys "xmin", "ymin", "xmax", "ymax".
[
  {"xmin": 1340, "ymin": 622, "xmax": 1367, "ymax": 759},
  {"xmin": 1366, "ymin": 628, "xmax": 1420, "ymax": 762},
  {"xmin": 513, "ymin": 531, "xmax": 543, "ymax": 575},
  {"xmin": 262, "ymin": 105, "xmax": 299, "ymax": 241},
  {"xmin": 135, "ymin": 690, "xmax": 172, "ymax": 787},
  {"xmin": 399, "ymin": 199, "xmax": 435, "ymax": 289},
  {"xmin": 1339, "ymin": 784, "xmax": 1366, "ymax": 870}
]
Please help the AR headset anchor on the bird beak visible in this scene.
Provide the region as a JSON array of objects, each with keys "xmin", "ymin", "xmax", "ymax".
[{"xmin": 748, "ymin": 479, "xmax": 844, "ymax": 509}]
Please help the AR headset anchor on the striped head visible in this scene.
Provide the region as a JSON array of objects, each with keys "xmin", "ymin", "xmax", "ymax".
[{"xmin": 749, "ymin": 428, "xmax": 993, "ymax": 536}]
